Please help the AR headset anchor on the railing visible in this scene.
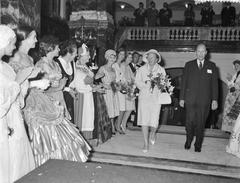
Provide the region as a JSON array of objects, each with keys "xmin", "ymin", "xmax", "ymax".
[{"xmin": 123, "ymin": 26, "xmax": 240, "ymax": 41}]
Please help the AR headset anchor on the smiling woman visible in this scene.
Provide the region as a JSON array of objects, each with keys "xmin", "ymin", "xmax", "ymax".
[
  {"xmin": 0, "ymin": 24, "xmax": 35, "ymax": 183},
  {"xmin": 135, "ymin": 49, "xmax": 166, "ymax": 153}
]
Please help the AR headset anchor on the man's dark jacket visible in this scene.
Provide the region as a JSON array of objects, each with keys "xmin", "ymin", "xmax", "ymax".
[{"xmin": 180, "ymin": 59, "xmax": 218, "ymax": 107}]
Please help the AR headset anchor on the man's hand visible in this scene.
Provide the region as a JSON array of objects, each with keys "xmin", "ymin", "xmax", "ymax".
[
  {"xmin": 211, "ymin": 100, "xmax": 218, "ymax": 110},
  {"xmin": 179, "ymin": 100, "xmax": 185, "ymax": 108}
]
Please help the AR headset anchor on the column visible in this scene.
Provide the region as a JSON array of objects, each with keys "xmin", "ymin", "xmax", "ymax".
[{"xmin": 60, "ymin": 0, "xmax": 67, "ymax": 19}]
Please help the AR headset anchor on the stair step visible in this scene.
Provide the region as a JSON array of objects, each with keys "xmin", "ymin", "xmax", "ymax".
[
  {"xmin": 90, "ymin": 151, "xmax": 240, "ymax": 179},
  {"xmin": 128, "ymin": 125, "xmax": 230, "ymax": 139}
]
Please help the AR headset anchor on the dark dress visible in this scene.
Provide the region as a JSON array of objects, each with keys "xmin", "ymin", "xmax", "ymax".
[
  {"xmin": 56, "ymin": 58, "xmax": 75, "ymax": 124},
  {"xmin": 92, "ymin": 92, "xmax": 112, "ymax": 143}
]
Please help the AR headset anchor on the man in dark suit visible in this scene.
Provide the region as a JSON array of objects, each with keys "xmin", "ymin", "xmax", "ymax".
[
  {"xmin": 179, "ymin": 43, "xmax": 218, "ymax": 152},
  {"xmin": 129, "ymin": 52, "xmax": 139, "ymax": 73}
]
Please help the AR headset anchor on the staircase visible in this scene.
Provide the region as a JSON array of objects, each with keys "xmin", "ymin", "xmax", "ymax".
[{"xmin": 90, "ymin": 126, "xmax": 240, "ymax": 179}]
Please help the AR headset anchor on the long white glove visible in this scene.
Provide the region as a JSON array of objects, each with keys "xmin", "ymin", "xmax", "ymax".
[{"xmin": 30, "ymin": 79, "xmax": 50, "ymax": 90}]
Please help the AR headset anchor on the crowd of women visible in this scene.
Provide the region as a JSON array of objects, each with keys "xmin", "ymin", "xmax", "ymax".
[
  {"xmin": 1, "ymin": 22, "xmax": 240, "ymax": 182},
  {"xmin": 0, "ymin": 23, "xmax": 167, "ymax": 182}
]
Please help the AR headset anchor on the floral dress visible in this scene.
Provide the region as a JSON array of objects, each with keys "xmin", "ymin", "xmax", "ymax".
[{"xmin": 222, "ymin": 72, "xmax": 240, "ymax": 132}]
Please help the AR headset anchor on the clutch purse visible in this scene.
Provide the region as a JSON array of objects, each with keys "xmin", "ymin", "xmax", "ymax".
[{"xmin": 158, "ymin": 92, "xmax": 172, "ymax": 104}]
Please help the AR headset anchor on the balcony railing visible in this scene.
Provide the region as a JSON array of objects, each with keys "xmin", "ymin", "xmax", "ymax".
[
  {"xmin": 125, "ymin": 26, "xmax": 240, "ymax": 41},
  {"xmin": 115, "ymin": 26, "xmax": 240, "ymax": 51}
]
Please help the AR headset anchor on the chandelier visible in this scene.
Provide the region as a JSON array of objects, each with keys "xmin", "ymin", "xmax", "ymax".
[
  {"xmin": 73, "ymin": 16, "xmax": 97, "ymax": 44},
  {"xmin": 195, "ymin": 0, "xmax": 240, "ymax": 3}
]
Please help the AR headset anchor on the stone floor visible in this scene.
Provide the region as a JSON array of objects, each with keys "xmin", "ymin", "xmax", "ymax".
[{"xmin": 91, "ymin": 126, "xmax": 240, "ymax": 179}]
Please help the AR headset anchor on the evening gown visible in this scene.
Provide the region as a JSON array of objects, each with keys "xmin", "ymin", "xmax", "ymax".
[
  {"xmin": 0, "ymin": 62, "xmax": 35, "ymax": 183},
  {"xmin": 23, "ymin": 59, "xmax": 91, "ymax": 167},
  {"xmin": 41, "ymin": 58, "xmax": 70, "ymax": 120}
]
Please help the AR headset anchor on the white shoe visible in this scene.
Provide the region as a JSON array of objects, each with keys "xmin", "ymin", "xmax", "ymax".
[
  {"xmin": 142, "ymin": 148, "xmax": 148, "ymax": 153},
  {"xmin": 142, "ymin": 145, "xmax": 149, "ymax": 153},
  {"xmin": 150, "ymin": 139, "xmax": 155, "ymax": 145}
]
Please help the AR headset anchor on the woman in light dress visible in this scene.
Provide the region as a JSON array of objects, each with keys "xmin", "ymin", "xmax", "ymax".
[
  {"xmin": 22, "ymin": 36, "xmax": 91, "ymax": 167},
  {"xmin": 70, "ymin": 43, "xmax": 95, "ymax": 140},
  {"xmin": 118, "ymin": 53, "xmax": 136, "ymax": 133},
  {"xmin": 112, "ymin": 48, "xmax": 127, "ymax": 134},
  {"xmin": 226, "ymin": 113, "xmax": 240, "ymax": 158},
  {"xmin": 135, "ymin": 49, "xmax": 166, "ymax": 153},
  {"xmin": 0, "ymin": 25, "xmax": 36, "ymax": 183},
  {"xmin": 95, "ymin": 49, "xmax": 119, "ymax": 135},
  {"xmin": 222, "ymin": 60, "xmax": 240, "ymax": 132}
]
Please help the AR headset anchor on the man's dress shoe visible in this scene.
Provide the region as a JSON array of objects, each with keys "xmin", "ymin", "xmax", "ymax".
[
  {"xmin": 184, "ymin": 143, "xmax": 191, "ymax": 150},
  {"xmin": 195, "ymin": 147, "xmax": 201, "ymax": 152}
]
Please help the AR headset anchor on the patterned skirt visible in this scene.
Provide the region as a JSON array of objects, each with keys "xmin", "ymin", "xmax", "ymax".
[{"xmin": 93, "ymin": 92, "xmax": 112, "ymax": 143}]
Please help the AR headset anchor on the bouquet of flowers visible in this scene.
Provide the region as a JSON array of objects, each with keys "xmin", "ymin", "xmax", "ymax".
[
  {"xmin": 119, "ymin": 80, "xmax": 138, "ymax": 100},
  {"xmin": 148, "ymin": 73, "xmax": 174, "ymax": 95},
  {"xmin": 110, "ymin": 81, "xmax": 120, "ymax": 93}
]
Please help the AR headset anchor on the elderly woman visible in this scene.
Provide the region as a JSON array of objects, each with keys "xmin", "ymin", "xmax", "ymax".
[
  {"xmin": 222, "ymin": 60, "xmax": 240, "ymax": 132},
  {"xmin": 70, "ymin": 43, "xmax": 95, "ymax": 140},
  {"xmin": 135, "ymin": 49, "xmax": 166, "ymax": 153},
  {"xmin": 0, "ymin": 25, "xmax": 36, "ymax": 183},
  {"xmin": 95, "ymin": 49, "xmax": 120, "ymax": 135},
  {"xmin": 23, "ymin": 37, "xmax": 91, "ymax": 167}
]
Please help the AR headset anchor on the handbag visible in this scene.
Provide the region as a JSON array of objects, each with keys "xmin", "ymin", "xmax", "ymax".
[{"xmin": 158, "ymin": 92, "xmax": 172, "ymax": 104}]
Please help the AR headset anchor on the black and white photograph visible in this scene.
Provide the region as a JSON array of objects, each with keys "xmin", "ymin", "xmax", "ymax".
[{"xmin": 0, "ymin": 0, "xmax": 240, "ymax": 182}]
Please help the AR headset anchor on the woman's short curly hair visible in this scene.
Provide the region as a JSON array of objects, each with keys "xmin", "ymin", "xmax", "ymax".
[
  {"xmin": 59, "ymin": 39, "xmax": 77, "ymax": 56},
  {"xmin": 39, "ymin": 35, "xmax": 59, "ymax": 57}
]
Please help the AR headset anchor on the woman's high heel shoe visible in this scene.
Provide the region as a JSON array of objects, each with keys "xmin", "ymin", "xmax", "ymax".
[
  {"xmin": 150, "ymin": 139, "xmax": 155, "ymax": 145},
  {"xmin": 142, "ymin": 145, "xmax": 149, "ymax": 153},
  {"xmin": 150, "ymin": 135, "xmax": 156, "ymax": 145}
]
